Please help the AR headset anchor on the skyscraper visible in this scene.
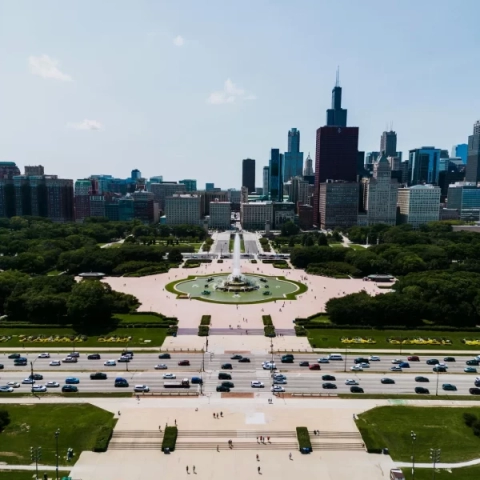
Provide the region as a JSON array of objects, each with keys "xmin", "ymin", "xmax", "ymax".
[
  {"xmin": 303, "ymin": 153, "xmax": 314, "ymax": 176},
  {"xmin": 326, "ymin": 70, "xmax": 347, "ymax": 127},
  {"xmin": 179, "ymin": 179, "xmax": 197, "ymax": 192},
  {"xmin": 242, "ymin": 158, "xmax": 256, "ymax": 193},
  {"xmin": 380, "ymin": 130, "xmax": 397, "ymax": 157},
  {"xmin": 131, "ymin": 169, "xmax": 141, "ymax": 181},
  {"xmin": 269, "ymin": 149, "xmax": 283, "ymax": 202},
  {"xmin": 408, "ymin": 147, "xmax": 442, "ymax": 185},
  {"xmin": 263, "ymin": 166, "xmax": 270, "ymax": 197},
  {"xmin": 451, "ymin": 144, "xmax": 468, "ymax": 164},
  {"xmin": 466, "ymin": 121, "xmax": 480, "ymax": 183},
  {"xmin": 283, "ymin": 128, "xmax": 304, "ymax": 181}
]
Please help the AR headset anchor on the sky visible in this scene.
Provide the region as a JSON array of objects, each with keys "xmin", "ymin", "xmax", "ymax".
[{"xmin": 1, "ymin": 0, "xmax": 480, "ymax": 189}]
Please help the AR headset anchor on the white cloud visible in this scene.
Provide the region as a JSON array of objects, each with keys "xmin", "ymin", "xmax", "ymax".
[
  {"xmin": 28, "ymin": 54, "xmax": 72, "ymax": 81},
  {"xmin": 207, "ymin": 78, "xmax": 256, "ymax": 105},
  {"xmin": 173, "ymin": 35, "xmax": 185, "ymax": 47},
  {"xmin": 67, "ymin": 119, "xmax": 103, "ymax": 131}
]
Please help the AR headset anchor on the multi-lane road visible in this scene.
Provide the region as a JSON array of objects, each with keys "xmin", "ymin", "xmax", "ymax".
[{"xmin": 1, "ymin": 352, "xmax": 480, "ymax": 396}]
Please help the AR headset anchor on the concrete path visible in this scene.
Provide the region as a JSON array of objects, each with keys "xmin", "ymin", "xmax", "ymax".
[
  {"xmin": 0, "ymin": 465, "xmax": 69, "ymax": 471},
  {"xmin": 396, "ymin": 458, "xmax": 480, "ymax": 469}
]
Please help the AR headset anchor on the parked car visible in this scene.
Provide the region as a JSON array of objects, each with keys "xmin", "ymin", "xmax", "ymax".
[
  {"xmin": 87, "ymin": 354, "xmax": 101, "ymax": 360},
  {"xmin": 178, "ymin": 360, "xmax": 190, "ymax": 366},
  {"xmin": 415, "ymin": 376, "xmax": 429, "ymax": 383},
  {"xmin": 381, "ymin": 378, "xmax": 395, "ymax": 384},
  {"xmin": 299, "ymin": 361, "xmax": 309, "ymax": 367},
  {"xmin": 322, "ymin": 375, "xmax": 336, "ymax": 381},
  {"xmin": 65, "ymin": 377, "xmax": 80, "ymax": 384},
  {"xmin": 309, "ymin": 364, "xmax": 321, "ymax": 370},
  {"xmin": 442, "ymin": 384, "xmax": 457, "ymax": 391},
  {"xmin": 407, "ymin": 355, "xmax": 420, "ymax": 361},
  {"xmin": 62, "ymin": 385, "xmax": 78, "ymax": 392},
  {"xmin": 158, "ymin": 353, "xmax": 171, "ymax": 359},
  {"xmin": 322, "ymin": 383, "xmax": 337, "ymax": 389},
  {"xmin": 415, "ymin": 387, "xmax": 430, "ymax": 394},
  {"xmin": 134, "ymin": 385, "xmax": 150, "ymax": 392},
  {"xmin": 350, "ymin": 386, "xmax": 364, "ymax": 393},
  {"xmin": 155, "ymin": 364, "xmax": 168, "ymax": 370}
]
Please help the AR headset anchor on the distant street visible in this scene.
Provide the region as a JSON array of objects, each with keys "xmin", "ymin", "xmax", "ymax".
[{"xmin": 242, "ymin": 231, "xmax": 259, "ymax": 255}]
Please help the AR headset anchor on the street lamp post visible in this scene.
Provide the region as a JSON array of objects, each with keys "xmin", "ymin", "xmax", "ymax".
[
  {"xmin": 435, "ymin": 370, "xmax": 440, "ymax": 396},
  {"xmin": 410, "ymin": 431, "xmax": 416, "ymax": 480},
  {"xmin": 430, "ymin": 448, "xmax": 441, "ymax": 480},
  {"xmin": 343, "ymin": 346, "xmax": 349, "ymax": 372},
  {"xmin": 30, "ymin": 446, "xmax": 41, "ymax": 480},
  {"xmin": 55, "ymin": 429, "xmax": 60, "ymax": 480}
]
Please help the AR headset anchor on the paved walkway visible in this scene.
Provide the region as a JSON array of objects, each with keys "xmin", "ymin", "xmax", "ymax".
[
  {"xmin": 0, "ymin": 465, "xmax": 69, "ymax": 471},
  {"xmin": 396, "ymin": 458, "xmax": 480, "ymax": 469}
]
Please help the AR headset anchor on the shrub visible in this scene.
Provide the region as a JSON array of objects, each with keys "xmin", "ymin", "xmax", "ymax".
[
  {"xmin": 273, "ymin": 262, "xmax": 289, "ymax": 269},
  {"xmin": 472, "ymin": 420, "xmax": 480, "ymax": 437},
  {"xmin": 0, "ymin": 409, "xmax": 10, "ymax": 431},
  {"xmin": 251, "ymin": 259, "xmax": 257, "ymax": 264},
  {"xmin": 167, "ymin": 326, "xmax": 178, "ymax": 336},
  {"xmin": 264, "ymin": 326, "xmax": 276, "ymax": 337},
  {"xmin": 464, "ymin": 412, "xmax": 477, "ymax": 427},
  {"xmin": 262, "ymin": 315, "xmax": 273, "ymax": 326},
  {"xmin": 296, "ymin": 427, "xmax": 312, "ymax": 451},
  {"xmin": 162, "ymin": 426, "xmax": 178, "ymax": 452},
  {"xmin": 198, "ymin": 326, "xmax": 209, "ymax": 336},
  {"xmin": 93, "ymin": 426, "xmax": 113, "ymax": 452},
  {"xmin": 183, "ymin": 262, "xmax": 200, "ymax": 269},
  {"xmin": 295, "ymin": 325, "xmax": 307, "ymax": 336},
  {"xmin": 200, "ymin": 315, "xmax": 211, "ymax": 326},
  {"xmin": 217, "ymin": 259, "xmax": 224, "ymax": 263}
]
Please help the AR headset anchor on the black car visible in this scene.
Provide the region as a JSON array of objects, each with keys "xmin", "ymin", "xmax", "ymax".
[
  {"xmin": 90, "ymin": 372, "xmax": 107, "ymax": 380},
  {"xmin": 29, "ymin": 373, "xmax": 43, "ymax": 380},
  {"xmin": 123, "ymin": 351, "xmax": 134, "ymax": 357},
  {"xmin": 218, "ymin": 372, "xmax": 232, "ymax": 380},
  {"xmin": 443, "ymin": 357, "xmax": 456, "ymax": 362},
  {"xmin": 216, "ymin": 385, "xmax": 230, "ymax": 392},
  {"xmin": 475, "ymin": 380, "xmax": 480, "ymax": 387},
  {"xmin": 0, "ymin": 364, "xmax": 3, "ymax": 370},
  {"xmin": 381, "ymin": 378, "xmax": 395, "ymax": 384},
  {"xmin": 221, "ymin": 363, "xmax": 233, "ymax": 370},
  {"xmin": 322, "ymin": 383, "xmax": 337, "ymax": 389},
  {"xmin": 299, "ymin": 361, "xmax": 309, "ymax": 367},
  {"xmin": 466, "ymin": 359, "xmax": 480, "ymax": 366},
  {"xmin": 8, "ymin": 353, "xmax": 20, "ymax": 359},
  {"xmin": 231, "ymin": 355, "xmax": 242, "ymax": 360},
  {"xmin": 62, "ymin": 385, "xmax": 78, "ymax": 393},
  {"xmin": 415, "ymin": 376, "xmax": 429, "ymax": 383},
  {"xmin": 239, "ymin": 357, "xmax": 251, "ymax": 363},
  {"xmin": 354, "ymin": 357, "xmax": 370, "ymax": 364},
  {"xmin": 470, "ymin": 387, "xmax": 480, "ymax": 395},
  {"xmin": 415, "ymin": 387, "xmax": 430, "ymax": 394},
  {"xmin": 87, "ymin": 354, "xmax": 101, "ymax": 360},
  {"xmin": 322, "ymin": 375, "xmax": 336, "ymax": 381},
  {"xmin": 158, "ymin": 353, "xmax": 171, "ymax": 359},
  {"xmin": 350, "ymin": 386, "xmax": 364, "ymax": 393},
  {"xmin": 433, "ymin": 366, "xmax": 447, "ymax": 372},
  {"xmin": 221, "ymin": 381, "xmax": 234, "ymax": 388},
  {"xmin": 426, "ymin": 359, "xmax": 439, "ymax": 365}
]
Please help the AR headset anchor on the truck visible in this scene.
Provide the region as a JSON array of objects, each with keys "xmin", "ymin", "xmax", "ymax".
[{"xmin": 164, "ymin": 378, "xmax": 190, "ymax": 388}]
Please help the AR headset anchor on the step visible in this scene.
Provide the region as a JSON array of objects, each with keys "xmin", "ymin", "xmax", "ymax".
[
  {"xmin": 177, "ymin": 431, "xmax": 296, "ymax": 438},
  {"xmin": 177, "ymin": 328, "xmax": 200, "ymax": 335},
  {"xmin": 274, "ymin": 329, "xmax": 296, "ymax": 336},
  {"xmin": 209, "ymin": 329, "xmax": 265, "ymax": 336},
  {"xmin": 309, "ymin": 432, "xmax": 362, "ymax": 439},
  {"xmin": 175, "ymin": 442, "xmax": 299, "ymax": 451}
]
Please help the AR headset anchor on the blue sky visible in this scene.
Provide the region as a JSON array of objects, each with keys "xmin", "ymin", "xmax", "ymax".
[{"xmin": 1, "ymin": 0, "xmax": 479, "ymax": 189}]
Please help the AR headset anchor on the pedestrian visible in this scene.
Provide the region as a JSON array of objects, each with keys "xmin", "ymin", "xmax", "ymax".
[
  {"xmin": 217, "ymin": 445, "xmax": 219, "ymax": 452},
  {"xmin": 213, "ymin": 413, "xmax": 215, "ymax": 419},
  {"xmin": 193, "ymin": 466, "xmax": 196, "ymax": 473},
  {"xmin": 267, "ymin": 436, "xmax": 270, "ymax": 442},
  {"xmin": 159, "ymin": 425, "xmax": 162, "ymax": 432},
  {"xmin": 118, "ymin": 411, "xmax": 121, "ymax": 416},
  {"xmin": 258, "ymin": 466, "xmax": 261, "ymax": 474},
  {"xmin": 186, "ymin": 466, "xmax": 189, "ymax": 474},
  {"xmin": 256, "ymin": 436, "xmax": 259, "ymax": 442},
  {"xmin": 175, "ymin": 419, "xmax": 177, "ymax": 426},
  {"xmin": 256, "ymin": 454, "xmax": 259, "ymax": 461}
]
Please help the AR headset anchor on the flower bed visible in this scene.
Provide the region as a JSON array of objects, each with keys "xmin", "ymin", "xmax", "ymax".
[
  {"xmin": 463, "ymin": 339, "xmax": 480, "ymax": 346},
  {"xmin": 18, "ymin": 334, "xmax": 88, "ymax": 343},
  {"xmin": 340, "ymin": 336, "xmax": 376, "ymax": 344},
  {"xmin": 97, "ymin": 336, "xmax": 132, "ymax": 343},
  {"xmin": 0, "ymin": 336, "xmax": 12, "ymax": 343},
  {"xmin": 387, "ymin": 337, "xmax": 452, "ymax": 345}
]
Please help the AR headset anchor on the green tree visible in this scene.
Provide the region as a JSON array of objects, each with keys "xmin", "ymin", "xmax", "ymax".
[
  {"xmin": 281, "ymin": 221, "xmax": 300, "ymax": 237},
  {"xmin": 317, "ymin": 233, "xmax": 328, "ymax": 246},
  {"xmin": 168, "ymin": 248, "xmax": 183, "ymax": 263},
  {"xmin": 0, "ymin": 409, "xmax": 10, "ymax": 431}
]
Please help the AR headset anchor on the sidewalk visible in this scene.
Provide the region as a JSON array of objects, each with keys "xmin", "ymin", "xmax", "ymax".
[{"xmin": 396, "ymin": 457, "xmax": 480, "ymax": 469}]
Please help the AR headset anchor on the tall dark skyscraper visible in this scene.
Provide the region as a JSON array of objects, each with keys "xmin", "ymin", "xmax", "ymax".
[
  {"xmin": 288, "ymin": 128, "xmax": 300, "ymax": 153},
  {"xmin": 242, "ymin": 158, "xmax": 256, "ymax": 193},
  {"xmin": 283, "ymin": 128, "xmax": 304, "ymax": 181},
  {"xmin": 269, "ymin": 149, "xmax": 283, "ymax": 202},
  {"xmin": 326, "ymin": 70, "xmax": 347, "ymax": 127},
  {"xmin": 466, "ymin": 121, "xmax": 480, "ymax": 183},
  {"xmin": 380, "ymin": 130, "xmax": 397, "ymax": 157}
]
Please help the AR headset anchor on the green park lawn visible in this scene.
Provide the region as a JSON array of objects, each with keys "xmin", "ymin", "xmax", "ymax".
[
  {"xmin": 357, "ymin": 406, "xmax": 480, "ymax": 463},
  {"xmin": 403, "ymin": 466, "xmax": 480, "ymax": 480},
  {"xmin": 0, "ymin": 404, "xmax": 115, "ymax": 465},
  {"xmin": 306, "ymin": 328, "xmax": 480, "ymax": 350},
  {"xmin": 229, "ymin": 238, "xmax": 245, "ymax": 253},
  {"xmin": 0, "ymin": 472, "xmax": 71, "ymax": 480},
  {"xmin": 349, "ymin": 244, "xmax": 367, "ymax": 251}
]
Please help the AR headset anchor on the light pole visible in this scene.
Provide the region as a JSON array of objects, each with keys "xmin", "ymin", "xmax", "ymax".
[
  {"xmin": 55, "ymin": 429, "xmax": 60, "ymax": 480},
  {"xmin": 430, "ymin": 448, "xmax": 441, "ymax": 480},
  {"xmin": 30, "ymin": 446, "xmax": 41, "ymax": 480},
  {"xmin": 410, "ymin": 430, "xmax": 416, "ymax": 480},
  {"xmin": 344, "ymin": 346, "xmax": 349, "ymax": 372},
  {"xmin": 435, "ymin": 369, "xmax": 440, "ymax": 396},
  {"xmin": 30, "ymin": 358, "xmax": 39, "ymax": 395}
]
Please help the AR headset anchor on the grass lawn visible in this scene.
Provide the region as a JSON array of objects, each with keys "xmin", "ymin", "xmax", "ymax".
[
  {"xmin": 305, "ymin": 314, "xmax": 332, "ymax": 324},
  {"xmin": 46, "ymin": 270, "xmax": 62, "ymax": 276},
  {"xmin": 403, "ymin": 465, "xmax": 480, "ymax": 480},
  {"xmin": 329, "ymin": 243, "xmax": 346, "ymax": 248},
  {"xmin": 357, "ymin": 406, "xmax": 480, "ymax": 463},
  {"xmin": 349, "ymin": 244, "xmax": 366, "ymax": 250},
  {"xmin": 114, "ymin": 313, "xmax": 168, "ymax": 324},
  {"xmin": 0, "ymin": 472, "xmax": 71, "ymax": 480},
  {"xmin": 306, "ymin": 328, "xmax": 480, "ymax": 350},
  {"xmin": 0, "ymin": 404, "xmax": 115, "ymax": 465}
]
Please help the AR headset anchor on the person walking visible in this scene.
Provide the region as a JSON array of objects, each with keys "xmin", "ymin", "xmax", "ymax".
[
  {"xmin": 289, "ymin": 452, "xmax": 292, "ymax": 460},
  {"xmin": 258, "ymin": 466, "xmax": 261, "ymax": 474},
  {"xmin": 193, "ymin": 466, "xmax": 196, "ymax": 473},
  {"xmin": 256, "ymin": 454, "xmax": 259, "ymax": 461},
  {"xmin": 186, "ymin": 466, "xmax": 189, "ymax": 474}
]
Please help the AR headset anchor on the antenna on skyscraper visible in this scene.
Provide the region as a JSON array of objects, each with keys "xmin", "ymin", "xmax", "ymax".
[{"xmin": 336, "ymin": 66, "xmax": 340, "ymax": 87}]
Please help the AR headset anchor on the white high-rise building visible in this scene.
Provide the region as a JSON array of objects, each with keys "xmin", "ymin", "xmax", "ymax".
[
  {"xmin": 165, "ymin": 194, "xmax": 201, "ymax": 225},
  {"xmin": 241, "ymin": 202, "xmax": 273, "ymax": 230},
  {"xmin": 263, "ymin": 166, "xmax": 269, "ymax": 197},
  {"xmin": 397, "ymin": 184, "xmax": 441, "ymax": 228},
  {"xmin": 303, "ymin": 153, "xmax": 314, "ymax": 176},
  {"xmin": 209, "ymin": 201, "xmax": 231, "ymax": 229}
]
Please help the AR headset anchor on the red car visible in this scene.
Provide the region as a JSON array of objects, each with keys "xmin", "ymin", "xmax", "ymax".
[
  {"xmin": 408, "ymin": 356, "xmax": 420, "ymax": 361},
  {"xmin": 178, "ymin": 360, "xmax": 190, "ymax": 366},
  {"xmin": 309, "ymin": 364, "xmax": 321, "ymax": 370}
]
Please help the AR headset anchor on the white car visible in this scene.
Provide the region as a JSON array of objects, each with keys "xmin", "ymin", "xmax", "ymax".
[
  {"xmin": 7, "ymin": 382, "xmax": 20, "ymax": 388},
  {"xmin": 262, "ymin": 362, "xmax": 276, "ymax": 370},
  {"xmin": 62, "ymin": 357, "xmax": 77, "ymax": 363},
  {"xmin": 351, "ymin": 365, "xmax": 363, "ymax": 372},
  {"xmin": 273, "ymin": 378, "xmax": 287, "ymax": 384},
  {"xmin": 38, "ymin": 353, "xmax": 50, "ymax": 358},
  {"xmin": 104, "ymin": 360, "xmax": 117, "ymax": 366},
  {"xmin": 0, "ymin": 386, "xmax": 14, "ymax": 393},
  {"xmin": 360, "ymin": 362, "xmax": 370, "ymax": 368},
  {"xmin": 251, "ymin": 381, "xmax": 265, "ymax": 388},
  {"xmin": 163, "ymin": 373, "xmax": 176, "ymax": 379},
  {"xmin": 390, "ymin": 366, "xmax": 403, "ymax": 372},
  {"xmin": 345, "ymin": 379, "xmax": 359, "ymax": 385},
  {"xmin": 154, "ymin": 364, "xmax": 168, "ymax": 370},
  {"xmin": 271, "ymin": 385, "xmax": 285, "ymax": 392},
  {"xmin": 134, "ymin": 385, "xmax": 150, "ymax": 392},
  {"xmin": 49, "ymin": 361, "xmax": 61, "ymax": 366},
  {"xmin": 46, "ymin": 381, "xmax": 60, "ymax": 388},
  {"xmin": 369, "ymin": 356, "xmax": 381, "ymax": 361},
  {"xmin": 32, "ymin": 385, "xmax": 47, "ymax": 392}
]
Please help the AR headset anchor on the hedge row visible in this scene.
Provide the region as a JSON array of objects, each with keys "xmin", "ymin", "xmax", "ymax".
[
  {"xmin": 162, "ymin": 426, "xmax": 178, "ymax": 452},
  {"xmin": 185, "ymin": 258, "xmax": 212, "ymax": 265},
  {"xmin": 264, "ymin": 326, "xmax": 276, "ymax": 337},
  {"xmin": 200, "ymin": 315, "xmax": 211, "ymax": 326},
  {"xmin": 198, "ymin": 326, "xmax": 210, "ymax": 336},
  {"xmin": 262, "ymin": 315, "xmax": 273, "ymax": 326},
  {"xmin": 167, "ymin": 326, "xmax": 178, "ymax": 336},
  {"xmin": 296, "ymin": 427, "xmax": 312, "ymax": 451},
  {"xmin": 355, "ymin": 422, "xmax": 382, "ymax": 454},
  {"xmin": 93, "ymin": 426, "xmax": 113, "ymax": 452}
]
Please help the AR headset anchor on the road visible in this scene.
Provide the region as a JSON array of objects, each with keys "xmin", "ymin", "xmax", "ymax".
[
  {"xmin": 213, "ymin": 232, "xmax": 230, "ymax": 255},
  {"xmin": 242, "ymin": 232, "xmax": 259, "ymax": 255},
  {"xmin": 1, "ymin": 352, "xmax": 480, "ymax": 396}
]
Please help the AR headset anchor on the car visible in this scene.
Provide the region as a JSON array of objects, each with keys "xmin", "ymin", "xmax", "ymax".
[
  {"xmin": 163, "ymin": 373, "xmax": 176, "ymax": 379},
  {"xmin": 104, "ymin": 360, "xmax": 117, "ymax": 366},
  {"xmin": 122, "ymin": 351, "xmax": 134, "ymax": 358},
  {"xmin": 415, "ymin": 387, "xmax": 430, "ymax": 394},
  {"xmin": 322, "ymin": 383, "xmax": 337, "ymax": 389},
  {"xmin": 65, "ymin": 377, "xmax": 80, "ymax": 384},
  {"xmin": 345, "ymin": 379, "xmax": 359, "ymax": 385},
  {"xmin": 470, "ymin": 387, "xmax": 480, "ymax": 395},
  {"xmin": 218, "ymin": 373, "xmax": 232, "ymax": 380},
  {"xmin": 407, "ymin": 355, "xmax": 420, "ymax": 361},
  {"xmin": 318, "ymin": 358, "xmax": 330, "ymax": 363},
  {"xmin": 426, "ymin": 359, "xmax": 440, "ymax": 365},
  {"xmin": 239, "ymin": 357, "xmax": 251, "ymax": 363},
  {"xmin": 350, "ymin": 386, "xmax": 364, "ymax": 393},
  {"xmin": 155, "ymin": 364, "xmax": 168, "ymax": 370},
  {"xmin": 433, "ymin": 366, "xmax": 448, "ymax": 372},
  {"xmin": 322, "ymin": 375, "xmax": 336, "ymax": 381},
  {"xmin": 0, "ymin": 386, "xmax": 14, "ymax": 393},
  {"xmin": 231, "ymin": 355, "xmax": 242, "ymax": 360},
  {"xmin": 0, "ymin": 364, "xmax": 3, "ymax": 369},
  {"xmin": 29, "ymin": 373, "xmax": 43, "ymax": 380},
  {"xmin": 6, "ymin": 382, "xmax": 20, "ymax": 388},
  {"xmin": 49, "ymin": 360, "xmax": 61, "ymax": 366},
  {"xmin": 442, "ymin": 384, "xmax": 457, "ymax": 391},
  {"xmin": 390, "ymin": 366, "xmax": 403, "ymax": 372},
  {"xmin": 360, "ymin": 362, "xmax": 370, "ymax": 368},
  {"xmin": 62, "ymin": 385, "xmax": 78, "ymax": 392},
  {"xmin": 221, "ymin": 381, "xmax": 234, "ymax": 388},
  {"xmin": 158, "ymin": 353, "xmax": 171, "ymax": 359},
  {"xmin": 351, "ymin": 365, "xmax": 363, "ymax": 372},
  {"xmin": 87, "ymin": 354, "xmax": 101, "ymax": 360},
  {"xmin": 354, "ymin": 357, "xmax": 370, "ymax": 364},
  {"xmin": 415, "ymin": 376, "xmax": 429, "ymax": 383},
  {"xmin": 46, "ymin": 381, "xmax": 60, "ymax": 388},
  {"xmin": 251, "ymin": 381, "xmax": 264, "ymax": 388},
  {"xmin": 391, "ymin": 359, "xmax": 403, "ymax": 364},
  {"xmin": 62, "ymin": 357, "xmax": 77, "ymax": 363},
  {"xmin": 38, "ymin": 353, "xmax": 50, "ymax": 358},
  {"xmin": 299, "ymin": 361, "xmax": 310, "ymax": 367},
  {"xmin": 444, "ymin": 357, "xmax": 456, "ymax": 362},
  {"xmin": 369, "ymin": 356, "xmax": 381, "ymax": 361},
  {"xmin": 8, "ymin": 353, "xmax": 21, "ymax": 359},
  {"xmin": 475, "ymin": 379, "xmax": 480, "ymax": 387},
  {"xmin": 134, "ymin": 385, "xmax": 150, "ymax": 392},
  {"xmin": 309, "ymin": 364, "xmax": 321, "ymax": 370},
  {"xmin": 32, "ymin": 385, "xmax": 47, "ymax": 393},
  {"xmin": 271, "ymin": 385, "xmax": 285, "ymax": 392},
  {"xmin": 273, "ymin": 378, "xmax": 287, "ymax": 384},
  {"xmin": 178, "ymin": 360, "xmax": 190, "ymax": 366},
  {"xmin": 118, "ymin": 356, "xmax": 130, "ymax": 363},
  {"xmin": 22, "ymin": 378, "xmax": 35, "ymax": 384},
  {"xmin": 465, "ymin": 367, "xmax": 478, "ymax": 373},
  {"xmin": 399, "ymin": 362, "xmax": 410, "ymax": 368},
  {"xmin": 466, "ymin": 359, "xmax": 480, "ymax": 366},
  {"xmin": 90, "ymin": 372, "xmax": 107, "ymax": 380},
  {"xmin": 262, "ymin": 362, "xmax": 276, "ymax": 370},
  {"xmin": 216, "ymin": 385, "xmax": 230, "ymax": 392},
  {"xmin": 381, "ymin": 378, "xmax": 395, "ymax": 384},
  {"xmin": 273, "ymin": 374, "xmax": 287, "ymax": 381}
]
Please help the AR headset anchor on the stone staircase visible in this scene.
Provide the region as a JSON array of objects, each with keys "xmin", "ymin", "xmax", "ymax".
[
  {"xmin": 109, "ymin": 430, "xmax": 163, "ymax": 450},
  {"xmin": 177, "ymin": 328, "xmax": 199, "ymax": 335},
  {"xmin": 208, "ymin": 328, "xmax": 265, "ymax": 336},
  {"xmin": 274, "ymin": 329, "xmax": 296, "ymax": 336}
]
